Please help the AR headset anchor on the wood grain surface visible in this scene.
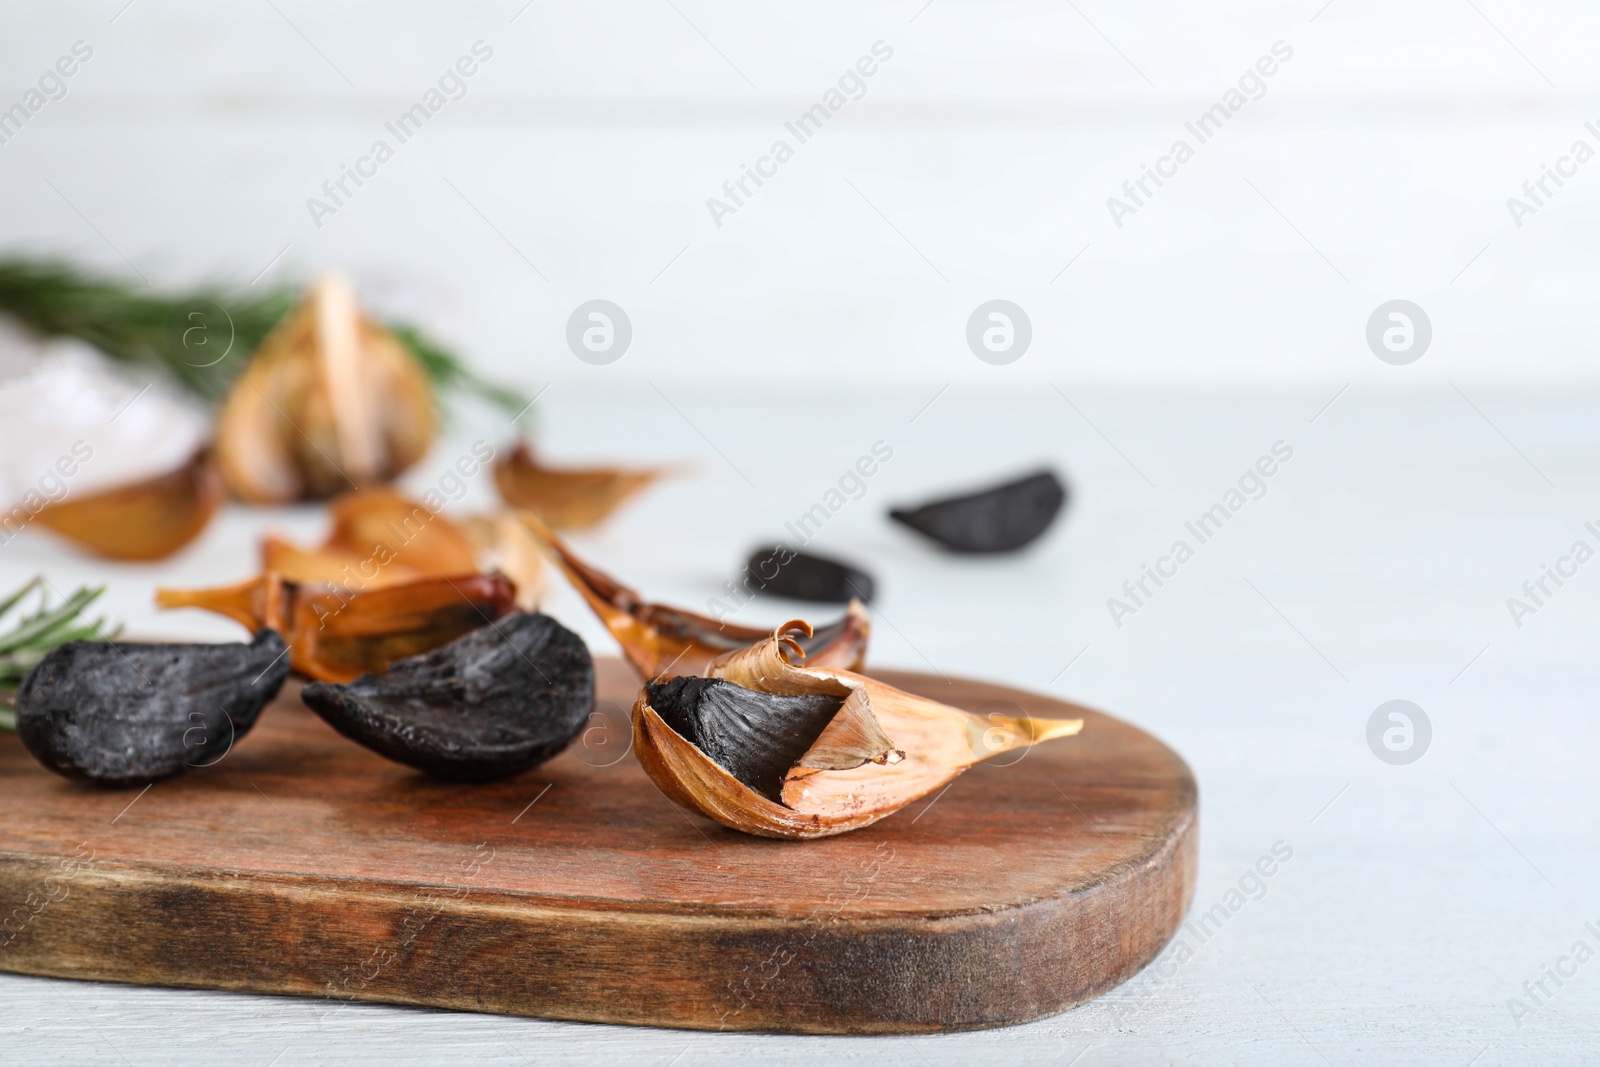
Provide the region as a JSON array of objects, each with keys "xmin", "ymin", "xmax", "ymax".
[{"xmin": 0, "ymin": 658, "xmax": 1196, "ymax": 1034}]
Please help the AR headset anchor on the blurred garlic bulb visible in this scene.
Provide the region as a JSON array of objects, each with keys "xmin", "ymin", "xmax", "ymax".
[{"xmin": 215, "ymin": 275, "xmax": 434, "ymax": 503}]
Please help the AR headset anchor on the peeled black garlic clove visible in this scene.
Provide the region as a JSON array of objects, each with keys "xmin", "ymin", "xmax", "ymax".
[
  {"xmin": 516, "ymin": 510, "xmax": 871, "ymax": 678},
  {"xmin": 889, "ymin": 470, "xmax": 1067, "ymax": 554},
  {"xmin": 741, "ymin": 546, "xmax": 875, "ymax": 604},
  {"xmin": 15, "ymin": 629, "xmax": 290, "ymax": 788},
  {"xmin": 300, "ymin": 612, "xmax": 594, "ymax": 782},
  {"xmin": 633, "ymin": 623, "xmax": 1081, "ymax": 839},
  {"xmin": 646, "ymin": 677, "xmax": 847, "ymax": 803}
]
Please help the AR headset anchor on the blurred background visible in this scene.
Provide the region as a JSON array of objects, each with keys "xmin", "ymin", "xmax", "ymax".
[{"xmin": 2, "ymin": 2, "xmax": 1597, "ymax": 1063}]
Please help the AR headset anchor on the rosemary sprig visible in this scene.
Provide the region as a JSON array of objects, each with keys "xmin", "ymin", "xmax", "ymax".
[
  {"xmin": 0, "ymin": 577, "xmax": 121, "ymax": 729},
  {"xmin": 0, "ymin": 259, "xmax": 525, "ymax": 415}
]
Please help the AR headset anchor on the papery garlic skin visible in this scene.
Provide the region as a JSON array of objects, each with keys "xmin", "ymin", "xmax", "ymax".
[
  {"xmin": 633, "ymin": 626, "xmax": 1083, "ymax": 840},
  {"xmin": 516, "ymin": 510, "xmax": 870, "ymax": 679}
]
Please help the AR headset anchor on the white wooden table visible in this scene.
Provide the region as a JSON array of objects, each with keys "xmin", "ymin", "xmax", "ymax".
[
  {"xmin": 0, "ymin": 386, "xmax": 1593, "ymax": 1065},
  {"xmin": 3, "ymin": 0, "xmax": 1598, "ymax": 1059}
]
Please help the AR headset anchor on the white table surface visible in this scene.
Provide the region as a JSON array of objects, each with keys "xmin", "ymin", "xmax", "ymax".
[{"xmin": 0, "ymin": 384, "xmax": 1594, "ymax": 1065}]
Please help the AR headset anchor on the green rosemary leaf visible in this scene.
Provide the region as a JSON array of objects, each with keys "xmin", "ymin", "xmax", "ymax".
[
  {"xmin": 0, "ymin": 576, "xmax": 43, "ymax": 623},
  {"xmin": 0, "ymin": 259, "xmax": 526, "ymax": 414},
  {"xmin": 390, "ymin": 323, "xmax": 527, "ymax": 417},
  {"xmin": 0, "ymin": 580, "xmax": 121, "ymax": 723}
]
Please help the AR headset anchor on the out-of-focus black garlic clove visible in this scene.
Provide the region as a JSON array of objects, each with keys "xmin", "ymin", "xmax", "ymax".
[
  {"xmin": 300, "ymin": 612, "xmax": 594, "ymax": 782},
  {"xmin": 741, "ymin": 546, "xmax": 876, "ymax": 604},
  {"xmin": 889, "ymin": 470, "xmax": 1067, "ymax": 554},
  {"xmin": 15, "ymin": 629, "xmax": 290, "ymax": 788},
  {"xmin": 645, "ymin": 676, "xmax": 845, "ymax": 803}
]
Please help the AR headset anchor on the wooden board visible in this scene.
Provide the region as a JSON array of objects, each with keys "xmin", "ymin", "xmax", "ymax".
[{"xmin": 0, "ymin": 658, "xmax": 1196, "ymax": 1034}]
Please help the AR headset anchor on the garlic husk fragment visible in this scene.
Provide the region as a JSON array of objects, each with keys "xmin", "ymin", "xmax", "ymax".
[
  {"xmin": 493, "ymin": 440, "xmax": 674, "ymax": 529},
  {"xmin": 33, "ymin": 448, "xmax": 222, "ymax": 561},
  {"xmin": 214, "ymin": 275, "xmax": 434, "ymax": 503},
  {"xmin": 516, "ymin": 510, "xmax": 869, "ymax": 679},
  {"xmin": 462, "ymin": 512, "xmax": 547, "ymax": 610},
  {"xmin": 632, "ymin": 625, "xmax": 1083, "ymax": 840},
  {"xmin": 155, "ymin": 570, "xmax": 516, "ymax": 683},
  {"xmin": 261, "ymin": 487, "xmax": 480, "ymax": 588}
]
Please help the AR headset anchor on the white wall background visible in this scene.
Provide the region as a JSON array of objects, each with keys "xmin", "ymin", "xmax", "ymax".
[{"xmin": 1, "ymin": 0, "xmax": 1598, "ymax": 398}]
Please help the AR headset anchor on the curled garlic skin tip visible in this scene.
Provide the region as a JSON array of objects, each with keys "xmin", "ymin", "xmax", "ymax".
[{"xmin": 514, "ymin": 510, "xmax": 871, "ymax": 680}]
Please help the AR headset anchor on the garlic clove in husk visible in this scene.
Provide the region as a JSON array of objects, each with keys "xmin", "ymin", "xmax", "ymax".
[
  {"xmin": 515, "ymin": 509, "xmax": 869, "ymax": 679},
  {"xmin": 261, "ymin": 487, "xmax": 480, "ymax": 588},
  {"xmin": 493, "ymin": 440, "xmax": 673, "ymax": 529},
  {"xmin": 155, "ymin": 570, "xmax": 516, "ymax": 683},
  {"xmin": 32, "ymin": 448, "xmax": 222, "ymax": 561},
  {"xmin": 632, "ymin": 624, "xmax": 1082, "ymax": 839},
  {"xmin": 214, "ymin": 275, "xmax": 434, "ymax": 503}
]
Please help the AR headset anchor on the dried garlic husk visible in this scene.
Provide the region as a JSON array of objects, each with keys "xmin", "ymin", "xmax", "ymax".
[
  {"xmin": 214, "ymin": 275, "xmax": 434, "ymax": 503},
  {"xmin": 462, "ymin": 512, "xmax": 547, "ymax": 610},
  {"xmin": 155, "ymin": 570, "xmax": 515, "ymax": 683},
  {"xmin": 494, "ymin": 440, "xmax": 672, "ymax": 529},
  {"xmin": 633, "ymin": 624, "xmax": 1083, "ymax": 839},
  {"xmin": 261, "ymin": 487, "xmax": 479, "ymax": 588},
  {"xmin": 516, "ymin": 510, "xmax": 869, "ymax": 678},
  {"xmin": 33, "ymin": 449, "xmax": 222, "ymax": 560}
]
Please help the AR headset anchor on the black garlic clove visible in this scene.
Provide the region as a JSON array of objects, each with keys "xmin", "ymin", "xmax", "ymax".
[
  {"xmin": 889, "ymin": 469, "xmax": 1067, "ymax": 554},
  {"xmin": 741, "ymin": 546, "xmax": 876, "ymax": 603},
  {"xmin": 15, "ymin": 629, "xmax": 290, "ymax": 788},
  {"xmin": 301, "ymin": 612, "xmax": 594, "ymax": 782},
  {"xmin": 646, "ymin": 676, "xmax": 844, "ymax": 803}
]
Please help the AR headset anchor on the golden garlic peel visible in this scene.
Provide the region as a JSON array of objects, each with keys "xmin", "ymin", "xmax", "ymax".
[
  {"xmin": 261, "ymin": 487, "xmax": 481, "ymax": 589},
  {"xmin": 493, "ymin": 440, "xmax": 673, "ymax": 529},
  {"xmin": 32, "ymin": 448, "xmax": 221, "ymax": 561},
  {"xmin": 514, "ymin": 509, "xmax": 871, "ymax": 678},
  {"xmin": 633, "ymin": 626, "xmax": 1083, "ymax": 840}
]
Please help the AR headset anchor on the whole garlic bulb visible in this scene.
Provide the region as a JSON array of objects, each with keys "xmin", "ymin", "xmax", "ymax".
[{"xmin": 215, "ymin": 275, "xmax": 434, "ymax": 503}]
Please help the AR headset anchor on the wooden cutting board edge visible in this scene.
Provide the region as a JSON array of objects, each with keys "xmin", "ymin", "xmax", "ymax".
[{"xmin": 0, "ymin": 663, "xmax": 1200, "ymax": 1034}]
